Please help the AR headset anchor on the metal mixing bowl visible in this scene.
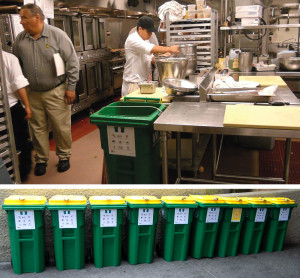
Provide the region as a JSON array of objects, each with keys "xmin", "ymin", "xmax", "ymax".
[
  {"xmin": 155, "ymin": 57, "xmax": 189, "ymax": 85},
  {"xmin": 278, "ymin": 57, "xmax": 300, "ymax": 71},
  {"xmin": 163, "ymin": 78, "xmax": 198, "ymax": 96}
]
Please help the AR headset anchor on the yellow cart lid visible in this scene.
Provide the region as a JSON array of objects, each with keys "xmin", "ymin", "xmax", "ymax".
[
  {"xmin": 161, "ymin": 196, "xmax": 196, "ymax": 204},
  {"xmin": 48, "ymin": 195, "xmax": 87, "ymax": 205},
  {"xmin": 89, "ymin": 196, "xmax": 125, "ymax": 205},
  {"xmin": 264, "ymin": 197, "xmax": 296, "ymax": 205},
  {"xmin": 240, "ymin": 197, "xmax": 272, "ymax": 205},
  {"xmin": 124, "ymin": 196, "xmax": 161, "ymax": 204},
  {"xmin": 4, "ymin": 195, "xmax": 46, "ymax": 206},
  {"xmin": 220, "ymin": 197, "xmax": 249, "ymax": 205},
  {"xmin": 194, "ymin": 195, "xmax": 227, "ymax": 204}
]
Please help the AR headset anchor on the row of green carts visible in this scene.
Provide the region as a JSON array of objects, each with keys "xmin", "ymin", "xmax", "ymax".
[{"xmin": 2, "ymin": 195, "xmax": 297, "ymax": 274}]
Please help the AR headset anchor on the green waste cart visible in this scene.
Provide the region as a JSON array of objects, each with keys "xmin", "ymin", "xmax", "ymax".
[
  {"xmin": 189, "ymin": 195, "xmax": 227, "ymax": 259},
  {"xmin": 124, "ymin": 196, "xmax": 162, "ymax": 265},
  {"xmin": 2, "ymin": 195, "xmax": 47, "ymax": 274},
  {"xmin": 160, "ymin": 196, "xmax": 197, "ymax": 261},
  {"xmin": 216, "ymin": 197, "xmax": 250, "ymax": 257},
  {"xmin": 239, "ymin": 197, "xmax": 273, "ymax": 255},
  {"xmin": 89, "ymin": 196, "xmax": 127, "ymax": 268},
  {"xmin": 47, "ymin": 195, "xmax": 87, "ymax": 271},
  {"xmin": 262, "ymin": 197, "xmax": 298, "ymax": 252},
  {"xmin": 90, "ymin": 101, "xmax": 166, "ymax": 184}
]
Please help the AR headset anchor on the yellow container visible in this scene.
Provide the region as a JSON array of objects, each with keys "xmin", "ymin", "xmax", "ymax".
[
  {"xmin": 264, "ymin": 197, "xmax": 296, "ymax": 205},
  {"xmin": 161, "ymin": 196, "xmax": 196, "ymax": 205},
  {"xmin": 89, "ymin": 196, "xmax": 125, "ymax": 205},
  {"xmin": 124, "ymin": 196, "xmax": 161, "ymax": 205},
  {"xmin": 190, "ymin": 195, "xmax": 227, "ymax": 204},
  {"xmin": 240, "ymin": 197, "xmax": 273, "ymax": 206},
  {"xmin": 4, "ymin": 195, "xmax": 47, "ymax": 206},
  {"xmin": 219, "ymin": 196, "xmax": 249, "ymax": 205},
  {"xmin": 48, "ymin": 195, "xmax": 87, "ymax": 206}
]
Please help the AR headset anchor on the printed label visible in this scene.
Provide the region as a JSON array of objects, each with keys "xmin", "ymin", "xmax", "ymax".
[
  {"xmin": 100, "ymin": 209, "xmax": 117, "ymax": 227},
  {"xmin": 278, "ymin": 207, "xmax": 290, "ymax": 221},
  {"xmin": 14, "ymin": 210, "xmax": 35, "ymax": 230},
  {"xmin": 138, "ymin": 208, "xmax": 154, "ymax": 225},
  {"xmin": 255, "ymin": 208, "xmax": 267, "ymax": 222},
  {"xmin": 231, "ymin": 208, "xmax": 242, "ymax": 222},
  {"xmin": 206, "ymin": 207, "xmax": 220, "ymax": 223},
  {"xmin": 174, "ymin": 208, "xmax": 189, "ymax": 224},
  {"xmin": 107, "ymin": 126, "xmax": 136, "ymax": 157},
  {"xmin": 58, "ymin": 210, "xmax": 77, "ymax": 228}
]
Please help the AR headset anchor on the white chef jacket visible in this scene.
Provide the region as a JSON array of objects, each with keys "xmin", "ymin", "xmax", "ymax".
[
  {"xmin": 2, "ymin": 51, "xmax": 29, "ymax": 107},
  {"xmin": 122, "ymin": 31, "xmax": 155, "ymax": 96}
]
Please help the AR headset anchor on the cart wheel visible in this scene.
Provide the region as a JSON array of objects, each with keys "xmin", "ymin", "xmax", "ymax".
[
  {"xmin": 89, "ymin": 107, "xmax": 95, "ymax": 116},
  {"xmin": 156, "ymin": 243, "xmax": 162, "ymax": 257}
]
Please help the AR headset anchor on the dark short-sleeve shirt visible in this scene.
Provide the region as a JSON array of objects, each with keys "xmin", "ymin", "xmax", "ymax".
[{"xmin": 13, "ymin": 23, "xmax": 79, "ymax": 92}]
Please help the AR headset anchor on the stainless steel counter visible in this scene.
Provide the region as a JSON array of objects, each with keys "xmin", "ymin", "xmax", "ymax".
[{"xmin": 154, "ymin": 84, "xmax": 300, "ymax": 184}]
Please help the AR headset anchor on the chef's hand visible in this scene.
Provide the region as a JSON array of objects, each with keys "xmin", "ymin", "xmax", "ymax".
[
  {"xmin": 65, "ymin": 90, "xmax": 76, "ymax": 105},
  {"xmin": 170, "ymin": 45, "xmax": 180, "ymax": 54},
  {"xmin": 24, "ymin": 106, "xmax": 32, "ymax": 120},
  {"xmin": 159, "ymin": 52, "xmax": 172, "ymax": 57}
]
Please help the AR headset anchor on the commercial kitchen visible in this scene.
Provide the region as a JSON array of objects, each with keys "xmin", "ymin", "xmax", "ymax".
[{"xmin": 0, "ymin": 0, "xmax": 300, "ymax": 184}]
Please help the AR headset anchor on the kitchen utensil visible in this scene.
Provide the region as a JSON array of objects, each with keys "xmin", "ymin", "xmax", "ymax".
[
  {"xmin": 163, "ymin": 78, "xmax": 198, "ymax": 96},
  {"xmin": 138, "ymin": 81, "xmax": 158, "ymax": 94},
  {"xmin": 269, "ymin": 8, "xmax": 277, "ymax": 24},
  {"xmin": 278, "ymin": 57, "xmax": 300, "ymax": 71},
  {"xmin": 177, "ymin": 44, "xmax": 197, "ymax": 76},
  {"xmin": 238, "ymin": 52, "xmax": 253, "ymax": 72},
  {"xmin": 228, "ymin": 48, "xmax": 241, "ymax": 71},
  {"xmin": 155, "ymin": 57, "xmax": 189, "ymax": 85}
]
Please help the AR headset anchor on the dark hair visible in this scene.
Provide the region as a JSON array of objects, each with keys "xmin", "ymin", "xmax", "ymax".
[{"xmin": 21, "ymin": 4, "xmax": 45, "ymax": 21}]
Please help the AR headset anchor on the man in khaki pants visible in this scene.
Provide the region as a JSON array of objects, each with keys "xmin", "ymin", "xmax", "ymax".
[{"xmin": 13, "ymin": 4, "xmax": 79, "ymax": 176}]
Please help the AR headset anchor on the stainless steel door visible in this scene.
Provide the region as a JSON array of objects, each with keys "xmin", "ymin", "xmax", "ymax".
[
  {"xmin": 86, "ymin": 62, "xmax": 99, "ymax": 95},
  {"xmin": 82, "ymin": 17, "xmax": 99, "ymax": 50},
  {"xmin": 49, "ymin": 15, "xmax": 72, "ymax": 39},
  {"xmin": 71, "ymin": 16, "xmax": 84, "ymax": 52},
  {"xmin": 76, "ymin": 64, "xmax": 88, "ymax": 101},
  {"xmin": 98, "ymin": 18, "xmax": 107, "ymax": 49},
  {"xmin": 101, "ymin": 60, "xmax": 111, "ymax": 90}
]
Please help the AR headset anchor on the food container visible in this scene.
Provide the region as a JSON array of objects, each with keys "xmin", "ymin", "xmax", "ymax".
[
  {"xmin": 203, "ymin": 7, "xmax": 211, "ymax": 18},
  {"xmin": 196, "ymin": 0, "xmax": 206, "ymax": 10},
  {"xmin": 278, "ymin": 57, "xmax": 300, "ymax": 71},
  {"xmin": 163, "ymin": 78, "xmax": 198, "ymax": 96},
  {"xmin": 138, "ymin": 81, "xmax": 158, "ymax": 94}
]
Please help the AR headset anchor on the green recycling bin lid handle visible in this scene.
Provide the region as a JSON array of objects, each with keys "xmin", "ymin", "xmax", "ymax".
[{"xmin": 103, "ymin": 105, "xmax": 164, "ymax": 115}]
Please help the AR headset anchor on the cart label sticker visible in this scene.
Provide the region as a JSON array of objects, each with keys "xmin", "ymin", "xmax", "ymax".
[
  {"xmin": 278, "ymin": 207, "xmax": 290, "ymax": 221},
  {"xmin": 174, "ymin": 208, "xmax": 189, "ymax": 224},
  {"xmin": 138, "ymin": 208, "xmax": 154, "ymax": 225},
  {"xmin": 58, "ymin": 210, "xmax": 77, "ymax": 228},
  {"xmin": 14, "ymin": 210, "xmax": 35, "ymax": 230},
  {"xmin": 107, "ymin": 126, "xmax": 136, "ymax": 157},
  {"xmin": 255, "ymin": 208, "xmax": 267, "ymax": 222},
  {"xmin": 100, "ymin": 209, "xmax": 117, "ymax": 227},
  {"xmin": 206, "ymin": 207, "xmax": 220, "ymax": 223},
  {"xmin": 231, "ymin": 208, "xmax": 242, "ymax": 222}
]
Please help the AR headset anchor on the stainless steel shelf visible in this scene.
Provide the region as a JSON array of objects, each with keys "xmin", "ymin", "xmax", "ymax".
[{"xmin": 220, "ymin": 24, "xmax": 300, "ymax": 30}]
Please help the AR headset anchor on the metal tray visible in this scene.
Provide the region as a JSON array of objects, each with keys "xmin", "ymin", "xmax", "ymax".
[{"xmin": 207, "ymin": 87, "xmax": 274, "ymax": 103}]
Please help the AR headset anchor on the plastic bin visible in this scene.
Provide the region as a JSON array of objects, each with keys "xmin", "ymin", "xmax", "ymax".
[
  {"xmin": 89, "ymin": 196, "xmax": 127, "ymax": 268},
  {"xmin": 262, "ymin": 197, "xmax": 298, "ymax": 252},
  {"xmin": 160, "ymin": 196, "xmax": 197, "ymax": 261},
  {"xmin": 90, "ymin": 101, "xmax": 166, "ymax": 184},
  {"xmin": 124, "ymin": 196, "xmax": 162, "ymax": 265},
  {"xmin": 189, "ymin": 195, "xmax": 227, "ymax": 259},
  {"xmin": 216, "ymin": 197, "xmax": 250, "ymax": 257},
  {"xmin": 2, "ymin": 195, "xmax": 47, "ymax": 274},
  {"xmin": 239, "ymin": 197, "xmax": 273, "ymax": 255},
  {"xmin": 47, "ymin": 195, "xmax": 87, "ymax": 271}
]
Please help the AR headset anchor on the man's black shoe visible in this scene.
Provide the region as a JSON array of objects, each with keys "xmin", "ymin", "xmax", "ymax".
[
  {"xmin": 34, "ymin": 163, "xmax": 47, "ymax": 176},
  {"xmin": 57, "ymin": 159, "xmax": 70, "ymax": 172}
]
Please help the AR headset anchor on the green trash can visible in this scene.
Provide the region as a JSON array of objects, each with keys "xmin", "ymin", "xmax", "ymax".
[
  {"xmin": 160, "ymin": 196, "xmax": 197, "ymax": 261},
  {"xmin": 216, "ymin": 197, "xmax": 251, "ymax": 257},
  {"xmin": 189, "ymin": 195, "xmax": 227, "ymax": 259},
  {"xmin": 2, "ymin": 195, "xmax": 47, "ymax": 274},
  {"xmin": 90, "ymin": 101, "xmax": 166, "ymax": 184},
  {"xmin": 47, "ymin": 195, "xmax": 87, "ymax": 271},
  {"xmin": 89, "ymin": 196, "xmax": 127, "ymax": 268},
  {"xmin": 239, "ymin": 197, "xmax": 273, "ymax": 255},
  {"xmin": 262, "ymin": 197, "xmax": 298, "ymax": 252},
  {"xmin": 124, "ymin": 196, "xmax": 162, "ymax": 265}
]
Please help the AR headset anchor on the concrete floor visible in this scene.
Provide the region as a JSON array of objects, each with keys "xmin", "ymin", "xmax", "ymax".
[{"xmin": 0, "ymin": 243, "xmax": 299, "ymax": 278}]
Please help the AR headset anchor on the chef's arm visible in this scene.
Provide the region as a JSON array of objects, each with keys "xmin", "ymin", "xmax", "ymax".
[
  {"xmin": 151, "ymin": 45, "xmax": 179, "ymax": 54},
  {"xmin": 16, "ymin": 88, "xmax": 32, "ymax": 119}
]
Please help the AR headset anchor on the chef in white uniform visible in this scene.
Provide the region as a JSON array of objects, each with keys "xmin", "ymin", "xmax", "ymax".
[{"xmin": 122, "ymin": 16, "xmax": 179, "ymax": 97}]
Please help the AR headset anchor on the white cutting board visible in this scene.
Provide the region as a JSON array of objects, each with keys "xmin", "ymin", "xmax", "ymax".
[
  {"xmin": 223, "ymin": 104, "xmax": 300, "ymax": 130},
  {"xmin": 239, "ymin": 76, "xmax": 287, "ymax": 87}
]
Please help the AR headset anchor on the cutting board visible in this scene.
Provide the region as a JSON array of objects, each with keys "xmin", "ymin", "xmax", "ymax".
[
  {"xmin": 239, "ymin": 76, "xmax": 287, "ymax": 87},
  {"xmin": 223, "ymin": 104, "xmax": 300, "ymax": 130},
  {"xmin": 121, "ymin": 87, "xmax": 173, "ymax": 103}
]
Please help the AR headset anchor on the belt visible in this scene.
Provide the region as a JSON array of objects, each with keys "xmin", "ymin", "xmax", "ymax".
[{"xmin": 36, "ymin": 81, "xmax": 66, "ymax": 92}]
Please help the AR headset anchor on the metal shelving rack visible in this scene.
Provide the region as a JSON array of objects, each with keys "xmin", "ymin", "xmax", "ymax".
[
  {"xmin": 165, "ymin": 10, "xmax": 218, "ymax": 69},
  {"xmin": 0, "ymin": 43, "xmax": 20, "ymax": 183}
]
